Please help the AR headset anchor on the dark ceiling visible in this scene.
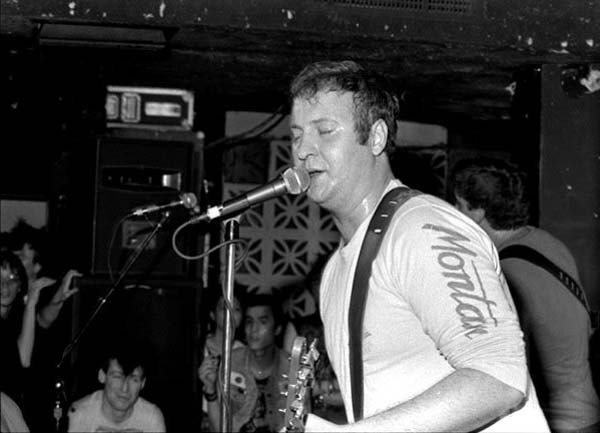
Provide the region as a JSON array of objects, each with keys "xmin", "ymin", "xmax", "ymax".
[{"xmin": 1, "ymin": 0, "xmax": 599, "ymax": 125}]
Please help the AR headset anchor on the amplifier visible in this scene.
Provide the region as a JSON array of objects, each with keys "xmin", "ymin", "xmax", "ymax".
[{"xmin": 106, "ymin": 86, "xmax": 194, "ymax": 130}]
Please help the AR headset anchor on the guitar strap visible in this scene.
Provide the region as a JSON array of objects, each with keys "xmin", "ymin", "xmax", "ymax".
[
  {"xmin": 500, "ymin": 244, "xmax": 599, "ymax": 329},
  {"xmin": 348, "ymin": 186, "xmax": 421, "ymax": 422}
]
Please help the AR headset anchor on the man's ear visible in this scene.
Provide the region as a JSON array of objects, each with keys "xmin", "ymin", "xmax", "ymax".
[
  {"xmin": 369, "ymin": 119, "xmax": 388, "ymax": 156},
  {"xmin": 275, "ymin": 324, "xmax": 282, "ymax": 337},
  {"xmin": 98, "ymin": 369, "xmax": 106, "ymax": 385},
  {"xmin": 141, "ymin": 378, "xmax": 146, "ymax": 391},
  {"xmin": 33, "ymin": 262, "xmax": 42, "ymax": 277}
]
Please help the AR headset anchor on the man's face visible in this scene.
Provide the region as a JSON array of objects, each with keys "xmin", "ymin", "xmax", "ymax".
[
  {"xmin": 13, "ymin": 244, "xmax": 40, "ymax": 281},
  {"xmin": 290, "ymin": 90, "xmax": 375, "ymax": 213},
  {"xmin": 244, "ymin": 305, "xmax": 280, "ymax": 351},
  {"xmin": 1, "ymin": 265, "xmax": 21, "ymax": 309},
  {"xmin": 99, "ymin": 359, "xmax": 145, "ymax": 414}
]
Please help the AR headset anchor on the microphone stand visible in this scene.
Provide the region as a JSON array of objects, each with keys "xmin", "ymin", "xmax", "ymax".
[
  {"xmin": 218, "ymin": 217, "xmax": 239, "ymax": 433},
  {"xmin": 53, "ymin": 211, "xmax": 172, "ymax": 431}
]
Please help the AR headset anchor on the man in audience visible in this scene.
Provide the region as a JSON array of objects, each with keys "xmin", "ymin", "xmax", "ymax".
[
  {"xmin": 68, "ymin": 342, "xmax": 166, "ymax": 432},
  {"xmin": 451, "ymin": 157, "xmax": 600, "ymax": 432},
  {"xmin": 198, "ymin": 293, "xmax": 292, "ymax": 432}
]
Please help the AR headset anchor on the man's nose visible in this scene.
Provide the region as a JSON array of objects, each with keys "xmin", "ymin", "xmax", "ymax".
[
  {"xmin": 294, "ymin": 136, "xmax": 316, "ymax": 161},
  {"xmin": 120, "ymin": 379, "xmax": 130, "ymax": 392}
]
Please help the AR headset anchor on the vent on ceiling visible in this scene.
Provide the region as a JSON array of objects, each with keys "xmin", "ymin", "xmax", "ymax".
[{"xmin": 322, "ymin": 0, "xmax": 475, "ymax": 16}]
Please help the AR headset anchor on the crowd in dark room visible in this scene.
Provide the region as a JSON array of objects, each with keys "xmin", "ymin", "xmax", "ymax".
[{"xmin": 1, "ymin": 4, "xmax": 599, "ymax": 433}]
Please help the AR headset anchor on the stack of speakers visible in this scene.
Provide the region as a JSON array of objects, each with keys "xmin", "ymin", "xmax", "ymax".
[{"xmin": 55, "ymin": 130, "xmax": 205, "ymax": 430}]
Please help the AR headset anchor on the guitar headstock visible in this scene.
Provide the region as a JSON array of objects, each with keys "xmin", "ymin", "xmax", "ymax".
[{"xmin": 282, "ymin": 336, "xmax": 320, "ymax": 432}]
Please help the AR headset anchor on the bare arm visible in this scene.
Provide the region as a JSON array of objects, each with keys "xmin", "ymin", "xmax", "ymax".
[
  {"xmin": 37, "ymin": 270, "xmax": 81, "ymax": 329},
  {"xmin": 17, "ymin": 287, "xmax": 42, "ymax": 368},
  {"xmin": 306, "ymin": 368, "xmax": 523, "ymax": 432}
]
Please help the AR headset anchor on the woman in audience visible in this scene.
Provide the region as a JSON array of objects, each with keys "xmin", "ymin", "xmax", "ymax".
[{"xmin": 0, "ymin": 249, "xmax": 40, "ymax": 405}]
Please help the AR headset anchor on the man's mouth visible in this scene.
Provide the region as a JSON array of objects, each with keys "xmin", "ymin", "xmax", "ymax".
[{"xmin": 308, "ymin": 170, "xmax": 322, "ymax": 179}]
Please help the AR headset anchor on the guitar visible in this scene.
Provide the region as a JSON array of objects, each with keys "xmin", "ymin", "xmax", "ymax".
[{"xmin": 283, "ymin": 336, "xmax": 320, "ymax": 432}]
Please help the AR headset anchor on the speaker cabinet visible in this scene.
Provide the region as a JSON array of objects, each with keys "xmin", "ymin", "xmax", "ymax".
[
  {"xmin": 69, "ymin": 277, "xmax": 202, "ymax": 431},
  {"xmin": 57, "ymin": 131, "xmax": 202, "ymax": 279}
]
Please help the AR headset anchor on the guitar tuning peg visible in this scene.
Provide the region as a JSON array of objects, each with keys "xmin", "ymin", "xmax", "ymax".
[
  {"xmin": 278, "ymin": 408, "xmax": 286, "ymax": 414},
  {"xmin": 280, "ymin": 391, "xmax": 288, "ymax": 397},
  {"xmin": 281, "ymin": 373, "xmax": 288, "ymax": 379}
]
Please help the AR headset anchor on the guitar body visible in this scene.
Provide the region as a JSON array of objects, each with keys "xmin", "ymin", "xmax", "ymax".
[{"xmin": 283, "ymin": 336, "xmax": 320, "ymax": 432}]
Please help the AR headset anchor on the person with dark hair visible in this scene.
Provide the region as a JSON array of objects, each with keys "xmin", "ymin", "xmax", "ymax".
[
  {"xmin": 201, "ymin": 287, "xmax": 245, "ymax": 360},
  {"xmin": 1, "ymin": 249, "xmax": 47, "ymax": 405},
  {"xmin": 198, "ymin": 293, "xmax": 291, "ymax": 432},
  {"xmin": 289, "ymin": 60, "xmax": 548, "ymax": 431},
  {"xmin": 197, "ymin": 288, "xmax": 245, "ymax": 432},
  {"xmin": 67, "ymin": 342, "xmax": 165, "ymax": 432},
  {"xmin": 6, "ymin": 220, "xmax": 82, "ymax": 432},
  {"xmin": 451, "ymin": 157, "xmax": 600, "ymax": 432},
  {"xmin": 8, "ymin": 220, "xmax": 81, "ymax": 330}
]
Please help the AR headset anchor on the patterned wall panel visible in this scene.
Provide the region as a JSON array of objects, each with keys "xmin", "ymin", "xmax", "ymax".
[{"xmin": 222, "ymin": 140, "xmax": 339, "ymax": 294}]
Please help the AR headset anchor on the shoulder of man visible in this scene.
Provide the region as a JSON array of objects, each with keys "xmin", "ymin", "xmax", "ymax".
[
  {"xmin": 68, "ymin": 390, "xmax": 101, "ymax": 431},
  {"xmin": 388, "ymin": 192, "xmax": 489, "ymax": 244},
  {"xmin": 69, "ymin": 390, "xmax": 99, "ymax": 413},
  {"xmin": 134, "ymin": 396, "xmax": 164, "ymax": 416},
  {"xmin": 131, "ymin": 396, "xmax": 166, "ymax": 431}
]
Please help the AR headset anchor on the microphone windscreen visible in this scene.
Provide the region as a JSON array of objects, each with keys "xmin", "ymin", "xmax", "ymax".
[
  {"xmin": 283, "ymin": 167, "xmax": 310, "ymax": 195},
  {"xmin": 181, "ymin": 192, "xmax": 198, "ymax": 209}
]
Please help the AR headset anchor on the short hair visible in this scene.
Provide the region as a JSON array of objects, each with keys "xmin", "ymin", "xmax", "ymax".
[
  {"xmin": 243, "ymin": 293, "xmax": 284, "ymax": 327},
  {"xmin": 0, "ymin": 250, "xmax": 28, "ymax": 294},
  {"xmin": 451, "ymin": 157, "xmax": 530, "ymax": 230},
  {"xmin": 100, "ymin": 341, "xmax": 151, "ymax": 378},
  {"xmin": 290, "ymin": 60, "xmax": 400, "ymax": 154}
]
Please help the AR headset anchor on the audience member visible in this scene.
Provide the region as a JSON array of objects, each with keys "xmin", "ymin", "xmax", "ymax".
[
  {"xmin": 199, "ymin": 293, "xmax": 292, "ymax": 432},
  {"xmin": 288, "ymin": 60, "xmax": 548, "ymax": 431},
  {"xmin": 198, "ymin": 287, "xmax": 245, "ymax": 431},
  {"xmin": 8, "ymin": 220, "xmax": 81, "ymax": 330},
  {"xmin": 67, "ymin": 342, "xmax": 165, "ymax": 432},
  {"xmin": 1, "ymin": 250, "xmax": 45, "ymax": 405},
  {"xmin": 6, "ymin": 220, "xmax": 81, "ymax": 432},
  {"xmin": 202, "ymin": 287, "xmax": 245, "ymax": 359},
  {"xmin": 451, "ymin": 157, "xmax": 600, "ymax": 432}
]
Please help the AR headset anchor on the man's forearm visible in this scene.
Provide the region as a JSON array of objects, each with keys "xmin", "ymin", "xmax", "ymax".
[{"xmin": 345, "ymin": 369, "xmax": 523, "ymax": 432}]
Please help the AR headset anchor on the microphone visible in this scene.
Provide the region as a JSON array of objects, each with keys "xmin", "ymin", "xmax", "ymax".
[
  {"xmin": 132, "ymin": 192, "xmax": 198, "ymax": 216},
  {"xmin": 191, "ymin": 166, "xmax": 310, "ymax": 224}
]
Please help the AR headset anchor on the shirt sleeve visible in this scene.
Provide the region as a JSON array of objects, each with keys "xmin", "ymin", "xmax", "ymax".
[{"xmin": 388, "ymin": 200, "xmax": 529, "ymax": 394}]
